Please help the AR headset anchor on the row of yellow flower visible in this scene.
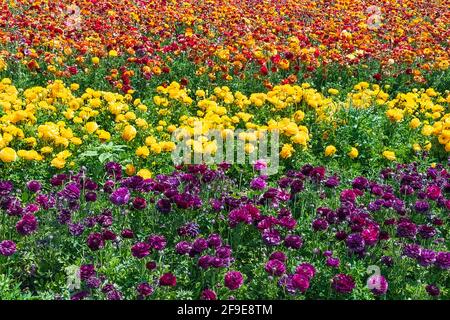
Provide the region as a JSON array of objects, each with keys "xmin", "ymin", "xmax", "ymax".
[{"xmin": 0, "ymin": 78, "xmax": 449, "ymax": 171}]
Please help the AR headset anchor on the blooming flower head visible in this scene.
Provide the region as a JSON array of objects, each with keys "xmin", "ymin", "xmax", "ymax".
[
  {"xmin": 224, "ymin": 271, "xmax": 244, "ymax": 290},
  {"xmin": 332, "ymin": 274, "xmax": 355, "ymax": 294},
  {"xmin": 0, "ymin": 240, "xmax": 16, "ymax": 256},
  {"xmin": 110, "ymin": 187, "xmax": 130, "ymax": 206}
]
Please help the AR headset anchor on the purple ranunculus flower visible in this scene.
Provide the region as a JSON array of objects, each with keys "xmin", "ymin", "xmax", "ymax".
[
  {"xmin": 417, "ymin": 249, "xmax": 436, "ymax": 267},
  {"xmin": 0, "ymin": 240, "xmax": 16, "ymax": 256},
  {"xmin": 295, "ymin": 263, "xmax": 316, "ymax": 280},
  {"xmin": 284, "ymin": 234, "xmax": 303, "ymax": 249},
  {"xmin": 414, "ymin": 200, "xmax": 430, "ymax": 212},
  {"xmin": 132, "ymin": 197, "xmax": 147, "ymax": 210},
  {"xmin": 312, "ymin": 218, "xmax": 329, "ymax": 231},
  {"xmin": 131, "ymin": 242, "xmax": 151, "ymax": 259},
  {"xmin": 326, "ymin": 257, "xmax": 340, "ymax": 268},
  {"xmin": 16, "ymin": 214, "xmax": 38, "ymax": 236},
  {"xmin": 224, "ymin": 271, "xmax": 244, "ymax": 290},
  {"xmin": 159, "ymin": 273, "xmax": 177, "ymax": 287},
  {"xmin": 402, "ymin": 244, "xmax": 421, "ymax": 259},
  {"xmin": 175, "ymin": 241, "xmax": 192, "ymax": 255},
  {"xmin": 79, "ymin": 264, "xmax": 95, "ymax": 281},
  {"xmin": 137, "ymin": 282, "xmax": 154, "ymax": 297},
  {"xmin": 250, "ymin": 177, "xmax": 267, "ymax": 190},
  {"xmin": 147, "ymin": 234, "xmax": 167, "ymax": 251},
  {"xmin": 262, "ymin": 229, "xmax": 282, "ymax": 246},
  {"xmin": 110, "ymin": 187, "xmax": 130, "ymax": 206},
  {"xmin": 85, "ymin": 191, "xmax": 97, "ymax": 202},
  {"xmin": 332, "ymin": 274, "xmax": 355, "ymax": 294},
  {"xmin": 396, "ymin": 221, "xmax": 417, "ymax": 239},
  {"xmin": 426, "ymin": 284, "xmax": 440, "ymax": 297},
  {"xmin": 346, "ymin": 233, "xmax": 365, "ymax": 253},
  {"xmin": 156, "ymin": 198, "xmax": 171, "ymax": 214},
  {"xmin": 435, "ymin": 252, "xmax": 450, "ymax": 270},
  {"xmin": 207, "ymin": 233, "xmax": 222, "ymax": 248},
  {"xmin": 367, "ymin": 275, "xmax": 388, "ymax": 295},
  {"xmin": 264, "ymin": 259, "xmax": 286, "ymax": 277},
  {"xmin": 26, "ymin": 180, "xmax": 42, "ymax": 193},
  {"xmin": 86, "ymin": 232, "xmax": 105, "ymax": 251},
  {"xmin": 269, "ymin": 251, "xmax": 287, "ymax": 262},
  {"xmin": 197, "ymin": 255, "xmax": 212, "ymax": 269},
  {"xmin": 292, "ymin": 273, "xmax": 310, "ymax": 293},
  {"xmin": 418, "ymin": 225, "xmax": 436, "ymax": 239},
  {"xmin": 201, "ymin": 289, "xmax": 217, "ymax": 300}
]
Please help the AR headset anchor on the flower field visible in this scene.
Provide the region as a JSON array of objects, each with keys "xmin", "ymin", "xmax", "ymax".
[{"xmin": 0, "ymin": 0, "xmax": 449, "ymax": 300}]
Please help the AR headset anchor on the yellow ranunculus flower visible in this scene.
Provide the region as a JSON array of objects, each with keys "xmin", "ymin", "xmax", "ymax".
[
  {"xmin": 122, "ymin": 125, "xmax": 137, "ymax": 142},
  {"xmin": 91, "ymin": 57, "xmax": 100, "ymax": 65},
  {"xmin": 382, "ymin": 150, "xmax": 396, "ymax": 161},
  {"xmin": 324, "ymin": 145, "xmax": 337, "ymax": 157},
  {"xmin": 280, "ymin": 143, "xmax": 294, "ymax": 159},
  {"xmin": 0, "ymin": 147, "xmax": 17, "ymax": 162},
  {"xmin": 136, "ymin": 146, "xmax": 150, "ymax": 158},
  {"xmin": 125, "ymin": 164, "xmax": 136, "ymax": 176},
  {"xmin": 409, "ymin": 118, "xmax": 421, "ymax": 129},
  {"xmin": 51, "ymin": 157, "xmax": 66, "ymax": 169},
  {"xmin": 85, "ymin": 122, "xmax": 99, "ymax": 134},
  {"xmin": 347, "ymin": 147, "xmax": 359, "ymax": 159},
  {"xmin": 137, "ymin": 169, "xmax": 152, "ymax": 179}
]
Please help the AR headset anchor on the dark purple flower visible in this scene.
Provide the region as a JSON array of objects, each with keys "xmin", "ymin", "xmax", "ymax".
[
  {"xmin": 324, "ymin": 176, "xmax": 340, "ymax": 188},
  {"xmin": 201, "ymin": 289, "xmax": 217, "ymax": 300},
  {"xmin": 121, "ymin": 229, "xmax": 134, "ymax": 239},
  {"xmin": 295, "ymin": 263, "xmax": 316, "ymax": 279},
  {"xmin": 198, "ymin": 255, "xmax": 212, "ymax": 269},
  {"xmin": 79, "ymin": 264, "xmax": 95, "ymax": 280},
  {"xmin": 131, "ymin": 242, "xmax": 151, "ymax": 259},
  {"xmin": 86, "ymin": 232, "xmax": 105, "ymax": 251},
  {"xmin": 262, "ymin": 229, "xmax": 282, "ymax": 246},
  {"xmin": 85, "ymin": 191, "xmax": 97, "ymax": 202},
  {"xmin": 147, "ymin": 234, "xmax": 166, "ymax": 251},
  {"xmin": 175, "ymin": 241, "xmax": 192, "ymax": 255},
  {"xmin": 146, "ymin": 261, "xmax": 157, "ymax": 271},
  {"xmin": 26, "ymin": 180, "xmax": 42, "ymax": 193},
  {"xmin": 159, "ymin": 273, "xmax": 176, "ymax": 286},
  {"xmin": 381, "ymin": 256, "xmax": 394, "ymax": 267},
  {"xmin": 332, "ymin": 274, "xmax": 355, "ymax": 294},
  {"xmin": 156, "ymin": 198, "xmax": 171, "ymax": 214},
  {"xmin": 284, "ymin": 234, "xmax": 303, "ymax": 249},
  {"xmin": 132, "ymin": 197, "xmax": 147, "ymax": 210},
  {"xmin": 326, "ymin": 257, "xmax": 340, "ymax": 268},
  {"xmin": 312, "ymin": 219, "xmax": 329, "ymax": 231},
  {"xmin": 216, "ymin": 245, "xmax": 232, "ymax": 259},
  {"xmin": 352, "ymin": 177, "xmax": 369, "ymax": 190},
  {"xmin": 16, "ymin": 214, "xmax": 38, "ymax": 236},
  {"xmin": 224, "ymin": 271, "xmax": 243, "ymax": 290},
  {"xmin": 68, "ymin": 222, "xmax": 85, "ymax": 236},
  {"xmin": 207, "ymin": 233, "xmax": 222, "ymax": 248},
  {"xmin": 86, "ymin": 277, "xmax": 101, "ymax": 289},
  {"xmin": 402, "ymin": 244, "xmax": 421, "ymax": 259},
  {"xmin": 269, "ymin": 251, "xmax": 287, "ymax": 262},
  {"xmin": 367, "ymin": 275, "xmax": 388, "ymax": 295},
  {"xmin": 434, "ymin": 252, "xmax": 450, "ymax": 270},
  {"xmin": 396, "ymin": 222, "xmax": 417, "ymax": 239},
  {"xmin": 425, "ymin": 284, "xmax": 440, "ymax": 297},
  {"xmin": 265, "ymin": 259, "xmax": 286, "ymax": 276},
  {"xmin": 418, "ymin": 225, "xmax": 437, "ymax": 239},
  {"xmin": 414, "ymin": 200, "xmax": 429, "ymax": 213},
  {"xmin": 110, "ymin": 187, "xmax": 130, "ymax": 206},
  {"xmin": 137, "ymin": 282, "xmax": 154, "ymax": 297},
  {"xmin": 291, "ymin": 273, "xmax": 310, "ymax": 293},
  {"xmin": 191, "ymin": 237, "xmax": 208, "ymax": 254},
  {"xmin": 0, "ymin": 240, "xmax": 16, "ymax": 256},
  {"xmin": 346, "ymin": 233, "xmax": 365, "ymax": 253},
  {"xmin": 250, "ymin": 177, "xmax": 267, "ymax": 190},
  {"xmin": 417, "ymin": 249, "xmax": 436, "ymax": 267}
]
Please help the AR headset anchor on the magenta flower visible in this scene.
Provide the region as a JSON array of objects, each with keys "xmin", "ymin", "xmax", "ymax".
[{"xmin": 224, "ymin": 271, "xmax": 244, "ymax": 290}]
